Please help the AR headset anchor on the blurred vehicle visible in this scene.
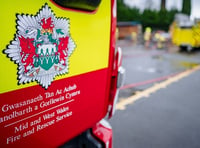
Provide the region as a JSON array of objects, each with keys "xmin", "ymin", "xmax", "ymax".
[
  {"xmin": 170, "ymin": 13, "xmax": 200, "ymax": 52},
  {"xmin": 0, "ymin": 0, "xmax": 124, "ymax": 147}
]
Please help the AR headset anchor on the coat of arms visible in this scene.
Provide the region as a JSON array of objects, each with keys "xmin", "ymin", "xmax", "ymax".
[{"xmin": 4, "ymin": 4, "xmax": 76, "ymax": 89}]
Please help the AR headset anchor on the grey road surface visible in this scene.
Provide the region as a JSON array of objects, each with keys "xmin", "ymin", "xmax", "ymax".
[{"xmin": 110, "ymin": 40, "xmax": 200, "ymax": 148}]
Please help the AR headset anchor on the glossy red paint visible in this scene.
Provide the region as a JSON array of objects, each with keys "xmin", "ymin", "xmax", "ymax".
[
  {"xmin": 106, "ymin": 0, "xmax": 124, "ymax": 119},
  {"xmin": 92, "ymin": 119, "xmax": 113, "ymax": 148},
  {"xmin": 0, "ymin": 68, "xmax": 110, "ymax": 147},
  {"xmin": 0, "ymin": 0, "xmax": 119, "ymax": 147}
]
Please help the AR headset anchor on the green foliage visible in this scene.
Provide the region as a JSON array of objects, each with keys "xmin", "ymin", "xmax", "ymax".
[
  {"xmin": 117, "ymin": 0, "xmax": 140, "ymax": 21},
  {"xmin": 117, "ymin": 0, "xmax": 179, "ymax": 31},
  {"xmin": 181, "ymin": 0, "xmax": 191, "ymax": 16},
  {"xmin": 141, "ymin": 9, "xmax": 159, "ymax": 29}
]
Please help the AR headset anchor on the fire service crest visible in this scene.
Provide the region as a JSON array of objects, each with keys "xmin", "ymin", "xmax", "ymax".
[{"xmin": 4, "ymin": 4, "xmax": 76, "ymax": 89}]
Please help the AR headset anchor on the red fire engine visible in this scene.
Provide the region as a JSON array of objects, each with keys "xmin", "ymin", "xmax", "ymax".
[{"xmin": 0, "ymin": 0, "xmax": 124, "ymax": 147}]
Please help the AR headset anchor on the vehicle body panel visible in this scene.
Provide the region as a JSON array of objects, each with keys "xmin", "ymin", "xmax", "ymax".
[
  {"xmin": 171, "ymin": 15, "xmax": 200, "ymax": 51},
  {"xmin": 0, "ymin": 0, "xmax": 118, "ymax": 147}
]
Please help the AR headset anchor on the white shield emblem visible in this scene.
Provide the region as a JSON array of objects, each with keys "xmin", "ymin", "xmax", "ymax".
[{"xmin": 4, "ymin": 4, "xmax": 76, "ymax": 89}]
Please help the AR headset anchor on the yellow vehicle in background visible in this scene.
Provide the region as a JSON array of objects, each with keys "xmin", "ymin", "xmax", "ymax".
[
  {"xmin": 193, "ymin": 19, "xmax": 200, "ymax": 47},
  {"xmin": 171, "ymin": 14, "xmax": 200, "ymax": 52}
]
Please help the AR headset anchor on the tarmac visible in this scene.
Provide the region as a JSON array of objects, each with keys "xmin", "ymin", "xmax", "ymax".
[{"xmin": 110, "ymin": 41, "xmax": 200, "ymax": 148}]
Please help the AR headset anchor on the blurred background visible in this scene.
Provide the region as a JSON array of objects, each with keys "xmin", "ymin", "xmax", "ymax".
[
  {"xmin": 116, "ymin": 0, "xmax": 200, "ymax": 51},
  {"xmin": 110, "ymin": 0, "xmax": 200, "ymax": 148}
]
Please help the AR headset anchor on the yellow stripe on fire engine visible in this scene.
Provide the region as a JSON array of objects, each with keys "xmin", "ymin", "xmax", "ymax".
[{"xmin": 0, "ymin": 0, "xmax": 111, "ymax": 93}]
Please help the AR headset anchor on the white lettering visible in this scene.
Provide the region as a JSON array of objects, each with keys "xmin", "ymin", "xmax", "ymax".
[
  {"xmin": 0, "ymin": 106, "xmax": 33, "ymax": 124},
  {"xmin": 55, "ymin": 89, "xmax": 62, "ymax": 95},
  {"xmin": 30, "ymin": 117, "xmax": 41, "ymax": 126},
  {"xmin": 56, "ymin": 107, "xmax": 69, "ymax": 114},
  {"xmin": 7, "ymin": 135, "xmax": 21, "ymax": 144},
  {"xmin": 14, "ymin": 122, "xmax": 28, "ymax": 133},
  {"xmin": 43, "ymin": 112, "xmax": 55, "ymax": 120},
  {"xmin": 36, "ymin": 120, "xmax": 55, "ymax": 131},
  {"xmin": 23, "ymin": 127, "xmax": 35, "ymax": 137},
  {"xmin": 39, "ymin": 95, "xmax": 65, "ymax": 108},
  {"xmin": 1, "ymin": 95, "xmax": 43, "ymax": 112},
  {"xmin": 63, "ymin": 84, "xmax": 77, "ymax": 93},
  {"xmin": 45, "ymin": 92, "xmax": 54, "ymax": 98},
  {"xmin": 56, "ymin": 111, "xmax": 73, "ymax": 122}
]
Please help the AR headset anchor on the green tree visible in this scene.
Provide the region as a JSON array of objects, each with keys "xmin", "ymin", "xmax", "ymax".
[
  {"xmin": 117, "ymin": 0, "xmax": 141, "ymax": 21},
  {"xmin": 141, "ymin": 9, "xmax": 159, "ymax": 29},
  {"xmin": 181, "ymin": 0, "xmax": 191, "ymax": 16},
  {"xmin": 117, "ymin": 0, "xmax": 178, "ymax": 31}
]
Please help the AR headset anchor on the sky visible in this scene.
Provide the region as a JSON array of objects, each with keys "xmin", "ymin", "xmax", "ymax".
[{"xmin": 123, "ymin": 0, "xmax": 200, "ymax": 20}]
